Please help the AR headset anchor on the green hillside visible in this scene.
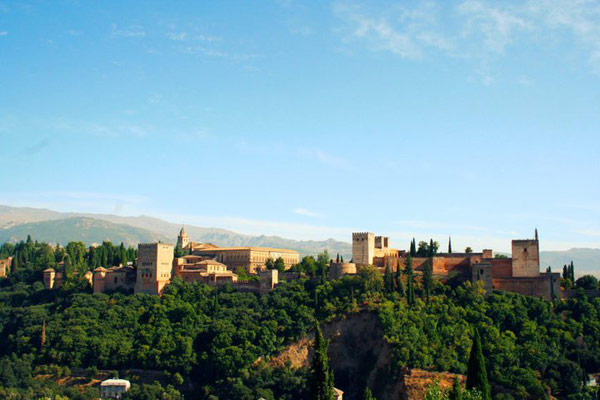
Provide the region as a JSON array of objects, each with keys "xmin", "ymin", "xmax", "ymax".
[{"xmin": 0, "ymin": 217, "xmax": 171, "ymax": 247}]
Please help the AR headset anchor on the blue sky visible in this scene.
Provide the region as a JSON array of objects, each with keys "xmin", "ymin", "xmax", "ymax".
[{"xmin": 1, "ymin": 0, "xmax": 599, "ymax": 252}]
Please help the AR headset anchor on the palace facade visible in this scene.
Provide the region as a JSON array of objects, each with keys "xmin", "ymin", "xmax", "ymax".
[{"xmin": 348, "ymin": 230, "xmax": 560, "ymax": 301}]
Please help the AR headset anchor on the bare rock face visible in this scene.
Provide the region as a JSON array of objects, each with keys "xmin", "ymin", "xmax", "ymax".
[{"xmin": 269, "ymin": 311, "xmax": 464, "ymax": 400}]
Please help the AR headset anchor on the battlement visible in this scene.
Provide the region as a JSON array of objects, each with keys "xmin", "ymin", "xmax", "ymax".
[{"xmin": 352, "ymin": 232, "xmax": 374, "ymax": 240}]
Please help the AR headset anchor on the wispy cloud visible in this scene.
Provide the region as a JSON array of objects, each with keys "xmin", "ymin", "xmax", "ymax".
[
  {"xmin": 52, "ymin": 119, "xmax": 150, "ymax": 138},
  {"xmin": 333, "ymin": 1, "xmax": 451, "ymax": 59},
  {"xmin": 298, "ymin": 147, "xmax": 353, "ymax": 170},
  {"xmin": 293, "ymin": 208, "xmax": 322, "ymax": 218},
  {"xmin": 166, "ymin": 31, "xmax": 187, "ymax": 41},
  {"xmin": 111, "ymin": 24, "xmax": 146, "ymax": 38},
  {"xmin": 333, "ymin": 0, "xmax": 600, "ymax": 75}
]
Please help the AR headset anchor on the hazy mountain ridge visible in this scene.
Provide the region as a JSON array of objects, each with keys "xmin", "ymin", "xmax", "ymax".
[
  {"xmin": 0, "ymin": 206, "xmax": 597, "ymax": 272},
  {"xmin": 0, "ymin": 206, "xmax": 351, "ymax": 257},
  {"xmin": 0, "ymin": 217, "xmax": 171, "ymax": 247}
]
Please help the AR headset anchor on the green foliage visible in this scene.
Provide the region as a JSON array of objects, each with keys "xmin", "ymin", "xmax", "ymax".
[
  {"xmin": 404, "ymin": 256, "xmax": 416, "ymax": 306},
  {"xmin": 417, "ymin": 240, "xmax": 439, "ymax": 257},
  {"xmin": 575, "ymin": 275, "xmax": 598, "ymax": 290},
  {"xmin": 466, "ymin": 329, "xmax": 491, "ymax": 400},
  {"xmin": 2, "ymin": 237, "xmax": 600, "ymax": 400},
  {"xmin": 363, "ymin": 386, "xmax": 376, "ymax": 400},
  {"xmin": 309, "ymin": 322, "xmax": 334, "ymax": 400},
  {"xmin": 424, "ymin": 380, "xmax": 482, "ymax": 400}
]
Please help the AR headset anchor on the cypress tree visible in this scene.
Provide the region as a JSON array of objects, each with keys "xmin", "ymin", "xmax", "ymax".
[
  {"xmin": 405, "ymin": 255, "xmax": 415, "ymax": 306},
  {"xmin": 363, "ymin": 387, "xmax": 376, "ymax": 400},
  {"xmin": 448, "ymin": 237, "xmax": 452, "ymax": 254},
  {"xmin": 120, "ymin": 242, "xmax": 127, "ymax": 266},
  {"xmin": 429, "ymin": 238, "xmax": 434, "ymax": 257},
  {"xmin": 336, "ymin": 253, "xmax": 340, "ymax": 263},
  {"xmin": 310, "ymin": 322, "xmax": 335, "ymax": 400},
  {"xmin": 423, "ymin": 258, "xmax": 433, "ymax": 301},
  {"xmin": 395, "ymin": 261, "xmax": 403, "ymax": 295},
  {"xmin": 410, "ymin": 238, "xmax": 416, "ymax": 257},
  {"xmin": 384, "ymin": 264, "xmax": 394, "ymax": 293},
  {"xmin": 340, "ymin": 255, "xmax": 344, "ymax": 263},
  {"xmin": 570, "ymin": 261, "xmax": 575, "ymax": 282},
  {"xmin": 448, "ymin": 376, "xmax": 463, "ymax": 400},
  {"xmin": 466, "ymin": 328, "xmax": 491, "ymax": 400}
]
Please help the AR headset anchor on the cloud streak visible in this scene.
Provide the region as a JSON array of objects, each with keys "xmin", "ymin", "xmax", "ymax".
[
  {"xmin": 293, "ymin": 208, "xmax": 322, "ymax": 218},
  {"xmin": 333, "ymin": 0, "xmax": 600, "ymax": 75}
]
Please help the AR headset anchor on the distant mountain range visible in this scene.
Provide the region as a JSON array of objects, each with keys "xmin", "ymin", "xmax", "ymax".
[
  {"xmin": 0, "ymin": 206, "xmax": 351, "ymax": 257},
  {"xmin": 0, "ymin": 205, "xmax": 598, "ymax": 275}
]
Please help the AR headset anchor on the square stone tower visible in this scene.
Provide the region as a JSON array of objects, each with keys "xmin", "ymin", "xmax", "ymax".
[
  {"xmin": 511, "ymin": 238, "xmax": 540, "ymax": 277},
  {"xmin": 135, "ymin": 243, "xmax": 175, "ymax": 295},
  {"xmin": 352, "ymin": 232, "xmax": 375, "ymax": 266}
]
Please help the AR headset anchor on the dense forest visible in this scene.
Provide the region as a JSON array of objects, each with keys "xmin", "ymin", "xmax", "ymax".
[{"xmin": 1, "ymin": 238, "xmax": 599, "ymax": 399}]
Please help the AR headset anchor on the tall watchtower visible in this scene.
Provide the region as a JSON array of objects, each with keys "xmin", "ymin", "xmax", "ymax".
[
  {"xmin": 177, "ymin": 226, "xmax": 190, "ymax": 249},
  {"xmin": 352, "ymin": 232, "xmax": 375, "ymax": 266},
  {"xmin": 135, "ymin": 243, "xmax": 175, "ymax": 295},
  {"xmin": 511, "ymin": 230, "xmax": 540, "ymax": 277}
]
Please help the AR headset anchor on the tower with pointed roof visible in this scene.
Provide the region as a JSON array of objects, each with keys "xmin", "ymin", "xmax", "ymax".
[{"xmin": 177, "ymin": 226, "xmax": 190, "ymax": 249}]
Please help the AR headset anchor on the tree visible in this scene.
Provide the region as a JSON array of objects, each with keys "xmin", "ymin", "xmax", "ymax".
[
  {"xmin": 448, "ymin": 377, "xmax": 463, "ymax": 400},
  {"xmin": 363, "ymin": 387, "xmax": 376, "ymax": 400},
  {"xmin": 410, "ymin": 238, "xmax": 416, "ymax": 257},
  {"xmin": 423, "ymin": 258, "xmax": 433, "ymax": 301},
  {"xmin": 384, "ymin": 264, "xmax": 394, "ymax": 293},
  {"xmin": 465, "ymin": 247, "xmax": 473, "ymax": 254},
  {"xmin": 448, "ymin": 237, "xmax": 452, "ymax": 254},
  {"xmin": 405, "ymin": 255, "xmax": 415, "ymax": 306},
  {"xmin": 395, "ymin": 261, "xmax": 403, "ymax": 296},
  {"xmin": 273, "ymin": 257, "xmax": 286, "ymax": 273},
  {"xmin": 119, "ymin": 242, "xmax": 127, "ymax": 266},
  {"xmin": 570, "ymin": 261, "xmax": 575, "ymax": 282},
  {"xmin": 265, "ymin": 258, "xmax": 275, "ymax": 270},
  {"xmin": 310, "ymin": 322, "xmax": 335, "ymax": 400},
  {"xmin": 466, "ymin": 328, "xmax": 491, "ymax": 400},
  {"xmin": 575, "ymin": 275, "xmax": 598, "ymax": 290}
]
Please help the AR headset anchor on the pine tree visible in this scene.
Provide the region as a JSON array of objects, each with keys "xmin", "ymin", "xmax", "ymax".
[
  {"xmin": 363, "ymin": 387, "xmax": 376, "ymax": 400},
  {"xmin": 310, "ymin": 322, "xmax": 335, "ymax": 400},
  {"xmin": 466, "ymin": 328, "xmax": 491, "ymax": 400},
  {"xmin": 448, "ymin": 237, "xmax": 452, "ymax": 254}
]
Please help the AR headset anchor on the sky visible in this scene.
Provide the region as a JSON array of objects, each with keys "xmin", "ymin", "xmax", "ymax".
[{"xmin": 1, "ymin": 0, "xmax": 599, "ymax": 252}]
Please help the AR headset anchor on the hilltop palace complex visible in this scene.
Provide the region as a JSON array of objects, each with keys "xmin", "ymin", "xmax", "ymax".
[{"xmin": 30, "ymin": 227, "xmax": 561, "ymax": 300}]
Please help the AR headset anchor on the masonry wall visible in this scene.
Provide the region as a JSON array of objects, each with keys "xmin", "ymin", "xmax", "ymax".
[
  {"xmin": 490, "ymin": 258, "xmax": 513, "ymax": 278},
  {"xmin": 493, "ymin": 272, "xmax": 561, "ymax": 301},
  {"xmin": 94, "ymin": 269, "xmax": 136, "ymax": 294}
]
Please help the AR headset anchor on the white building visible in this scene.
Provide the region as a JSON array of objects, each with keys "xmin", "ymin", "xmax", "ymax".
[{"xmin": 100, "ymin": 378, "xmax": 131, "ymax": 399}]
